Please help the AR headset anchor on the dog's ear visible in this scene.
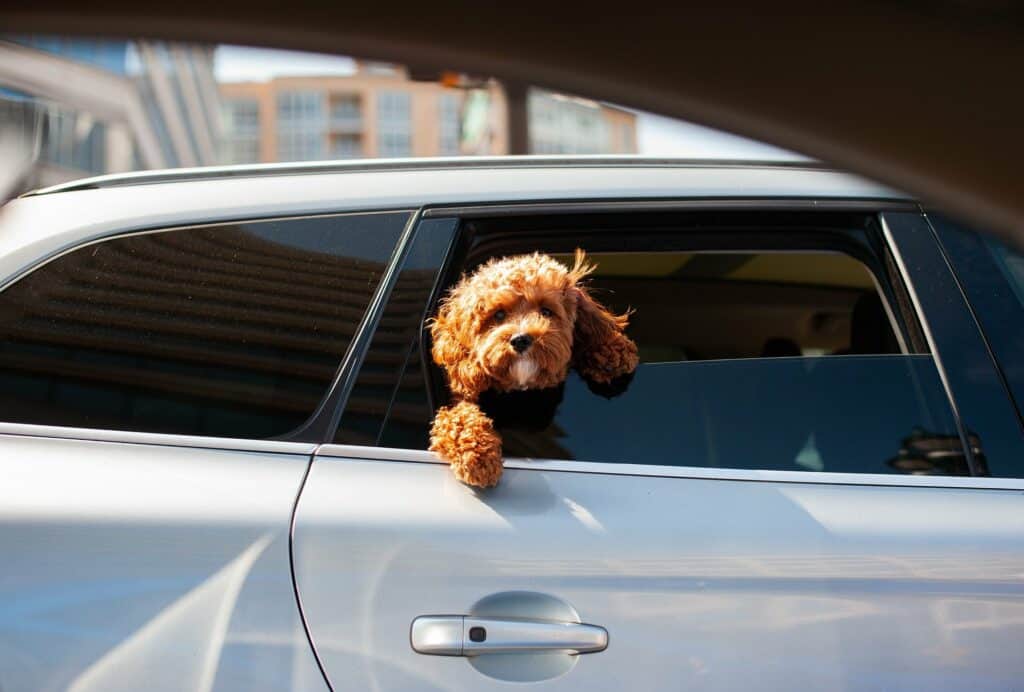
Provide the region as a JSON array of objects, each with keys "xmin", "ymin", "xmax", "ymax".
[
  {"xmin": 430, "ymin": 283, "xmax": 490, "ymax": 401},
  {"xmin": 568, "ymin": 249, "xmax": 639, "ymax": 384}
]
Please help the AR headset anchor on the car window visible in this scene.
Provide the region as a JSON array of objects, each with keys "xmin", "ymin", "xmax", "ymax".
[
  {"xmin": 932, "ymin": 213, "xmax": 1024, "ymax": 428},
  {"xmin": 370, "ymin": 212, "xmax": 969, "ymax": 476},
  {"xmin": 0, "ymin": 211, "xmax": 409, "ymax": 439}
]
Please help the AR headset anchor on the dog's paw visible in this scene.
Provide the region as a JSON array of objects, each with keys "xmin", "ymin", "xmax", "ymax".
[
  {"xmin": 575, "ymin": 334, "xmax": 639, "ymax": 384},
  {"xmin": 430, "ymin": 401, "xmax": 503, "ymax": 487},
  {"xmin": 584, "ymin": 369, "xmax": 635, "ymax": 399}
]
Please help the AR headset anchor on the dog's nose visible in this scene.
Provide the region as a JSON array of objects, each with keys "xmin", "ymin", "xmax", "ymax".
[{"xmin": 510, "ymin": 334, "xmax": 533, "ymax": 353}]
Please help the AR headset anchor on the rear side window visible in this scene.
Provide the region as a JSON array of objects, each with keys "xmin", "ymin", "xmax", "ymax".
[
  {"xmin": 0, "ymin": 211, "xmax": 409, "ymax": 438},
  {"xmin": 932, "ymin": 214, "xmax": 1024, "ymax": 426},
  {"xmin": 376, "ymin": 211, "xmax": 969, "ymax": 476}
]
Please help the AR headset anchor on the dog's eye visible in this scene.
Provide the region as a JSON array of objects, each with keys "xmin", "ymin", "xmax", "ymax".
[
  {"xmin": 540, "ymin": 307, "xmax": 554, "ymax": 318},
  {"xmin": 493, "ymin": 309, "xmax": 507, "ymax": 323}
]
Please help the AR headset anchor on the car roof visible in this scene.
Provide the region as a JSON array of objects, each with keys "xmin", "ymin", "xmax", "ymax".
[
  {"xmin": 1, "ymin": 157, "xmax": 909, "ymax": 287},
  {"xmin": 25, "ymin": 156, "xmax": 897, "ymax": 196}
]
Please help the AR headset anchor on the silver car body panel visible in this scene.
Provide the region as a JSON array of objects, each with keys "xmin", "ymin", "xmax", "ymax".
[
  {"xmin": 319, "ymin": 443, "xmax": 1024, "ymax": 491},
  {"xmin": 295, "ymin": 448, "xmax": 1024, "ymax": 691},
  {"xmin": 0, "ymin": 432, "xmax": 326, "ymax": 691}
]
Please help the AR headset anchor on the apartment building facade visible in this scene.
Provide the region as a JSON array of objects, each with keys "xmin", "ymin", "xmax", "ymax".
[{"xmin": 220, "ymin": 65, "xmax": 637, "ymax": 163}]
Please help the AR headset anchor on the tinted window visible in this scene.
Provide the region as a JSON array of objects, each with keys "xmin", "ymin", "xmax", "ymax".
[
  {"xmin": 0, "ymin": 212, "xmax": 409, "ymax": 438},
  {"xmin": 336, "ymin": 218, "xmax": 455, "ymax": 445},
  {"xmin": 493, "ymin": 357, "xmax": 964, "ymax": 475},
  {"xmin": 932, "ymin": 214, "xmax": 1024, "ymax": 425}
]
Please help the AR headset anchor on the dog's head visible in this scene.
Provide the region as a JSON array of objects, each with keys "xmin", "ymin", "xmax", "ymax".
[{"xmin": 430, "ymin": 250, "xmax": 638, "ymax": 400}]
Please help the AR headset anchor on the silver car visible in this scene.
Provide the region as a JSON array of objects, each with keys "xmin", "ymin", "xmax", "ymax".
[{"xmin": 1, "ymin": 158, "xmax": 1022, "ymax": 691}]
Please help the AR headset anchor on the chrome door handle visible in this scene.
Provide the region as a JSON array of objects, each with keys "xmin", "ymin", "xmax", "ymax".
[{"xmin": 410, "ymin": 615, "xmax": 608, "ymax": 656}]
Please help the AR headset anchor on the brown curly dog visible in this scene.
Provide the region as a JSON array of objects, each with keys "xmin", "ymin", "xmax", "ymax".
[{"xmin": 429, "ymin": 250, "xmax": 638, "ymax": 487}]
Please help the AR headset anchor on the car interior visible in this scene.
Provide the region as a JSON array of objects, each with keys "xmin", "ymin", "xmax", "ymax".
[{"xmin": 546, "ymin": 249, "xmax": 902, "ymax": 362}]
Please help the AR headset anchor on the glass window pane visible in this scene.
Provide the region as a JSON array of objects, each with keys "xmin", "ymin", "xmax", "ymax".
[
  {"xmin": 490, "ymin": 357, "xmax": 965, "ymax": 475},
  {"xmin": 932, "ymin": 214, "xmax": 1024, "ymax": 462},
  {"xmin": 0, "ymin": 212, "xmax": 409, "ymax": 439},
  {"xmin": 337, "ymin": 218, "xmax": 456, "ymax": 445}
]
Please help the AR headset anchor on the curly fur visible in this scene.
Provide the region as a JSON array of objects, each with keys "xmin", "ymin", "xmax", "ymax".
[{"xmin": 429, "ymin": 250, "xmax": 638, "ymax": 487}]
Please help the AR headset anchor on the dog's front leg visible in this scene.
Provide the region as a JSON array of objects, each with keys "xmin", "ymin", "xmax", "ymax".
[{"xmin": 429, "ymin": 400, "xmax": 503, "ymax": 487}]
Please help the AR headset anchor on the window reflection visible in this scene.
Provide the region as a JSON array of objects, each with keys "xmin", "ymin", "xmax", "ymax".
[
  {"xmin": 491, "ymin": 357, "xmax": 967, "ymax": 476},
  {"xmin": 0, "ymin": 212, "xmax": 409, "ymax": 438}
]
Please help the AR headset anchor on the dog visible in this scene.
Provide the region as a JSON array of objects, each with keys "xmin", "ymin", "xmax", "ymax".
[{"xmin": 429, "ymin": 249, "xmax": 638, "ymax": 487}]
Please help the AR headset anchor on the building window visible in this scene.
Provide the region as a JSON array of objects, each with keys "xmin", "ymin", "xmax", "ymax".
[
  {"xmin": 331, "ymin": 134, "xmax": 363, "ymax": 159},
  {"xmin": 329, "ymin": 94, "xmax": 363, "ymax": 134},
  {"xmin": 225, "ymin": 99, "xmax": 259, "ymax": 135},
  {"xmin": 277, "ymin": 132, "xmax": 323, "ymax": 161},
  {"xmin": 438, "ymin": 93, "xmax": 461, "ymax": 156},
  {"xmin": 331, "ymin": 95, "xmax": 361, "ymax": 119},
  {"xmin": 528, "ymin": 89, "xmax": 616, "ymax": 155},
  {"xmin": 277, "ymin": 91, "xmax": 325, "ymax": 161},
  {"xmin": 377, "ymin": 91, "xmax": 411, "ymax": 157},
  {"xmin": 221, "ymin": 99, "xmax": 260, "ymax": 164},
  {"xmin": 277, "ymin": 91, "xmax": 323, "ymax": 126}
]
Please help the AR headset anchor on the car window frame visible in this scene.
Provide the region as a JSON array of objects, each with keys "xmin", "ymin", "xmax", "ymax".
[{"xmin": 351, "ymin": 200, "xmax": 1018, "ymax": 478}]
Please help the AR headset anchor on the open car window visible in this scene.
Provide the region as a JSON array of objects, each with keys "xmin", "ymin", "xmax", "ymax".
[{"xmin": 354, "ymin": 210, "xmax": 969, "ymax": 476}]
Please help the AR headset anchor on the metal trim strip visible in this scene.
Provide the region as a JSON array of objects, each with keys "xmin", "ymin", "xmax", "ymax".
[
  {"xmin": 314, "ymin": 443, "xmax": 1024, "ymax": 490},
  {"xmin": 881, "ymin": 213, "xmax": 980, "ymax": 475},
  {"xmin": 0, "ymin": 421, "xmax": 316, "ymax": 455}
]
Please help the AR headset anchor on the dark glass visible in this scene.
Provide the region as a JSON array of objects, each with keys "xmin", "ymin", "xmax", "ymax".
[
  {"xmin": 931, "ymin": 214, "xmax": 1024, "ymax": 425},
  {"xmin": 493, "ymin": 356, "xmax": 966, "ymax": 475},
  {"xmin": 0, "ymin": 211, "xmax": 409, "ymax": 438},
  {"xmin": 376, "ymin": 345, "xmax": 434, "ymax": 449},
  {"xmin": 336, "ymin": 218, "xmax": 456, "ymax": 445},
  {"xmin": 885, "ymin": 212, "xmax": 1024, "ymax": 477}
]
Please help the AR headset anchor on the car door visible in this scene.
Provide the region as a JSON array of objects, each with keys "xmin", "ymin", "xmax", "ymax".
[
  {"xmin": 0, "ymin": 206, "xmax": 412, "ymax": 691},
  {"xmin": 292, "ymin": 205, "xmax": 1024, "ymax": 691}
]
